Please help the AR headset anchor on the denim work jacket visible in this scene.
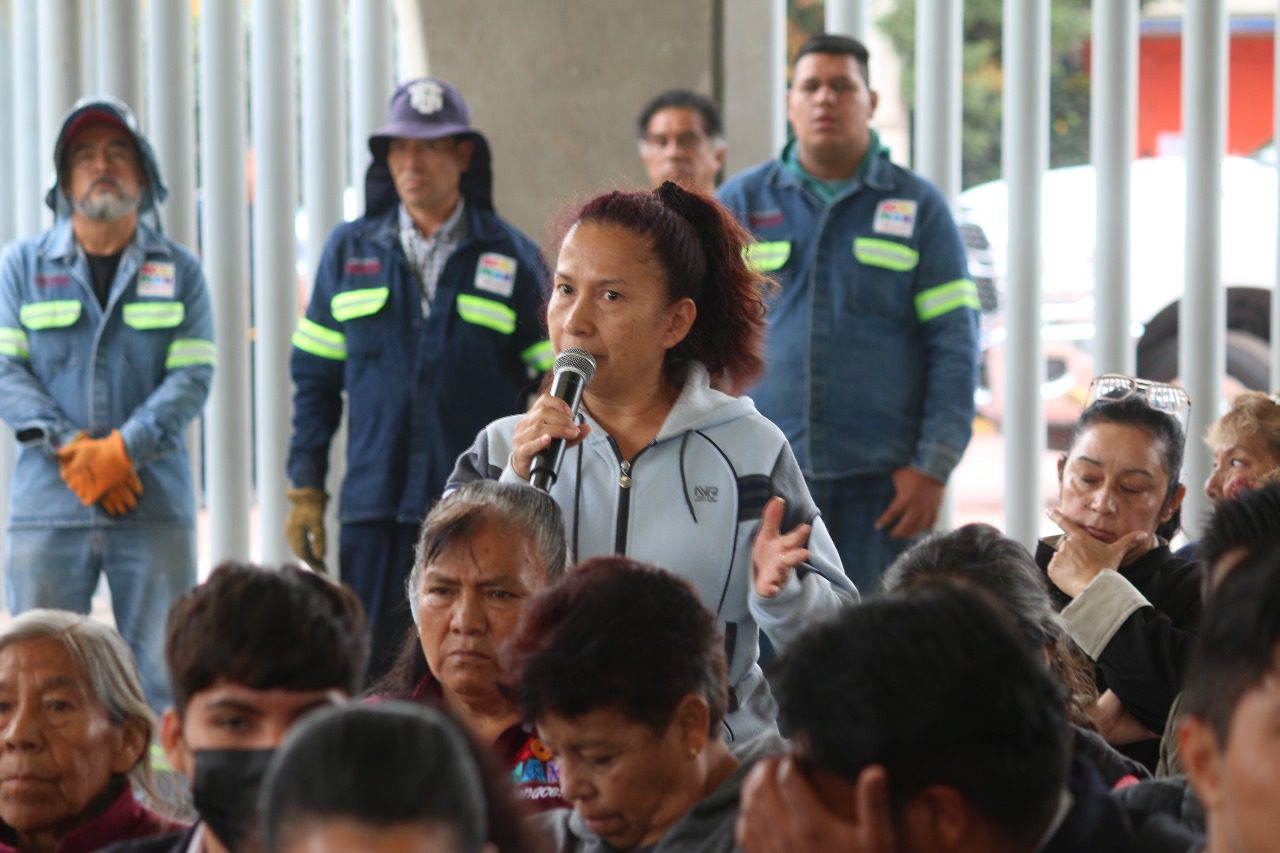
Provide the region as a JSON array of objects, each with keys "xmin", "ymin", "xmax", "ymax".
[
  {"xmin": 718, "ymin": 146, "xmax": 979, "ymax": 483},
  {"xmin": 0, "ymin": 218, "xmax": 215, "ymax": 528}
]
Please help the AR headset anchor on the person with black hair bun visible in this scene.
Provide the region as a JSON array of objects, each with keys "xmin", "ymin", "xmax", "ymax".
[{"xmin": 450, "ymin": 182, "xmax": 856, "ymax": 748}]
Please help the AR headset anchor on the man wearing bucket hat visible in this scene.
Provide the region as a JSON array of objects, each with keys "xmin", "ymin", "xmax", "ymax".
[
  {"xmin": 0, "ymin": 96, "xmax": 215, "ymax": 711},
  {"xmin": 287, "ymin": 77, "xmax": 550, "ymax": 682}
]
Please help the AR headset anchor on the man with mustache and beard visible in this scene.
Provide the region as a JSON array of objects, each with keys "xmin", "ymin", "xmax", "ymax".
[{"xmin": 0, "ymin": 97, "xmax": 215, "ymax": 714}]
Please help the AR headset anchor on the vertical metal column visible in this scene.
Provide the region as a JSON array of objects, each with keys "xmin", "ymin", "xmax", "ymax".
[
  {"xmin": 12, "ymin": 0, "xmax": 41, "ymax": 237},
  {"xmin": 392, "ymin": 0, "xmax": 430, "ymax": 79},
  {"xmin": 824, "ymin": 0, "xmax": 869, "ymax": 41},
  {"xmin": 0, "ymin": 0, "xmax": 15, "ymax": 570},
  {"xmin": 350, "ymin": 0, "xmax": 394, "ymax": 212},
  {"xmin": 1092, "ymin": 0, "xmax": 1137, "ymax": 376},
  {"xmin": 251, "ymin": 0, "xmax": 298, "ymax": 565},
  {"xmin": 1002, "ymin": 0, "xmax": 1049, "ymax": 548},
  {"xmin": 1180, "ymin": 1, "xmax": 1228, "ymax": 539},
  {"xmin": 96, "ymin": 0, "xmax": 142, "ymax": 119},
  {"xmin": 78, "ymin": 0, "xmax": 97, "ymax": 94},
  {"xmin": 770, "ymin": 0, "xmax": 788, "ymax": 155},
  {"xmin": 200, "ymin": 0, "xmax": 252, "ymax": 561},
  {"xmin": 37, "ymin": 0, "xmax": 81, "ymax": 216}
]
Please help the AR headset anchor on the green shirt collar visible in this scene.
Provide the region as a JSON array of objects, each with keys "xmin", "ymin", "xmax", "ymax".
[{"xmin": 783, "ymin": 129, "xmax": 882, "ymax": 205}]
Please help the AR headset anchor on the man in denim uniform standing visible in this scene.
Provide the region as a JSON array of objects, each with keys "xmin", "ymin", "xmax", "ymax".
[
  {"xmin": 0, "ymin": 97, "xmax": 215, "ymax": 711},
  {"xmin": 719, "ymin": 35, "xmax": 979, "ymax": 589}
]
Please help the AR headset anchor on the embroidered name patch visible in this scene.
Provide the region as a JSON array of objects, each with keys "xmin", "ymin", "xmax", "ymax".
[
  {"xmin": 35, "ymin": 274, "xmax": 72, "ymax": 289},
  {"xmin": 873, "ymin": 199, "xmax": 918, "ymax": 238},
  {"xmin": 749, "ymin": 209, "xmax": 784, "ymax": 229},
  {"xmin": 344, "ymin": 257, "xmax": 382, "ymax": 276},
  {"xmin": 474, "ymin": 253, "xmax": 517, "ymax": 297},
  {"xmin": 137, "ymin": 262, "xmax": 176, "ymax": 298}
]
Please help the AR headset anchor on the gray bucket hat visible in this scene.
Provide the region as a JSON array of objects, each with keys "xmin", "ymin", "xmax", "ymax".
[
  {"xmin": 45, "ymin": 95, "xmax": 167, "ymax": 222},
  {"xmin": 365, "ymin": 77, "xmax": 494, "ymax": 214}
]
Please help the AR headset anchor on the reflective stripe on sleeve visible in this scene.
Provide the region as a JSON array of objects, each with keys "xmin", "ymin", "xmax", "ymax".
[
  {"xmin": 853, "ymin": 237, "xmax": 920, "ymax": 271},
  {"xmin": 291, "ymin": 317, "xmax": 348, "ymax": 361},
  {"xmin": 19, "ymin": 300, "xmax": 82, "ymax": 330},
  {"xmin": 456, "ymin": 294, "xmax": 517, "ymax": 335},
  {"xmin": 165, "ymin": 338, "xmax": 217, "ymax": 369},
  {"xmin": 330, "ymin": 287, "xmax": 390, "ymax": 322},
  {"xmin": 0, "ymin": 327, "xmax": 30, "ymax": 359},
  {"xmin": 743, "ymin": 241, "xmax": 791, "ymax": 273},
  {"xmin": 521, "ymin": 340, "xmax": 554, "ymax": 372},
  {"xmin": 123, "ymin": 301, "xmax": 185, "ymax": 330},
  {"xmin": 914, "ymin": 279, "xmax": 981, "ymax": 322}
]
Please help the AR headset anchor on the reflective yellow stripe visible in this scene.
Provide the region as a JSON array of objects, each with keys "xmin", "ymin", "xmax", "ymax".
[
  {"xmin": 743, "ymin": 241, "xmax": 791, "ymax": 273},
  {"xmin": 165, "ymin": 338, "xmax": 217, "ymax": 368},
  {"xmin": 915, "ymin": 279, "xmax": 981, "ymax": 322},
  {"xmin": 19, "ymin": 300, "xmax": 81, "ymax": 330},
  {"xmin": 853, "ymin": 237, "xmax": 919, "ymax": 271},
  {"xmin": 292, "ymin": 318, "xmax": 347, "ymax": 361},
  {"xmin": 456, "ymin": 294, "xmax": 516, "ymax": 335},
  {"xmin": 0, "ymin": 327, "xmax": 30, "ymax": 359},
  {"xmin": 330, "ymin": 287, "xmax": 389, "ymax": 322},
  {"xmin": 123, "ymin": 301, "xmax": 185, "ymax": 330},
  {"xmin": 521, "ymin": 340, "xmax": 554, "ymax": 371}
]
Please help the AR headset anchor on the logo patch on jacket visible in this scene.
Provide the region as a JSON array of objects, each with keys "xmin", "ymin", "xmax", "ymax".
[
  {"xmin": 474, "ymin": 253, "xmax": 517, "ymax": 297},
  {"xmin": 693, "ymin": 485, "xmax": 719, "ymax": 503},
  {"xmin": 344, "ymin": 257, "xmax": 382, "ymax": 276},
  {"xmin": 873, "ymin": 199, "xmax": 917, "ymax": 238},
  {"xmin": 749, "ymin": 209, "xmax": 784, "ymax": 229},
  {"xmin": 137, "ymin": 262, "xmax": 176, "ymax": 298},
  {"xmin": 35, "ymin": 274, "xmax": 72, "ymax": 289}
]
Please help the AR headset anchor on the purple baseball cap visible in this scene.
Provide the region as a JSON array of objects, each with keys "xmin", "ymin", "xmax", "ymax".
[{"xmin": 367, "ymin": 78, "xmax": 493, "ymax": 212}]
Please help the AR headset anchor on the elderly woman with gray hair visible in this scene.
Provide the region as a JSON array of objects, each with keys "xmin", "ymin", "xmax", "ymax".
[
  {"xmin": 375, "ymin": 480, "xmax": 569, "ymax": 811},
  {"xmin": 0, "ymin": 610, "xmax": 180, "ymax": 852}
]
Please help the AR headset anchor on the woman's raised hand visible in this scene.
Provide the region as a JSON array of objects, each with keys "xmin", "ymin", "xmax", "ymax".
[
  {"xmin": 509, "ymin": 393, "xmax": 592, "ymax": 480},
  {"xmin": 753, "ymin": 497, "xmax": 811, "ymax": 598},
  {"xmin": 1045, "ymin": 508, "xmax": 1150, "ymax": 599}
]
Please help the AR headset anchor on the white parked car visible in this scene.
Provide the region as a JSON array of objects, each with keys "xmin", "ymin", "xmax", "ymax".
[{"xmin": 960, "ymin": 155, "xmax": 1278, "ymax": 439}]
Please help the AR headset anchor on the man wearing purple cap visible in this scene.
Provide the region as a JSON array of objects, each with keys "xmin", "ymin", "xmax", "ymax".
[
  {"xmin": 0, "ymin": 96, "xmax": 215, "ymax": 711},
  {"xmin": 286, "ymin": 78, "xmax": 551, "ymax": 681}
]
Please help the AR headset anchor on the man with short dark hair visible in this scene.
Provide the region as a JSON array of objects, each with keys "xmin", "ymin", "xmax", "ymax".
[
  {"xmin": 104, "ymin": 562, "xmax": 368, "ymax": 853},
  {"xmin": 736, "ymin": 587, "xmax": 1074, "ymax": 853},
  {"xmin": 286, "ymin": 77, "xmax": 550, "ymax": 683},
  {"xmin": 0, "ymin": 96, "xmax": 215, "ymax": 712},
  {"xmin": 636, "ymin": 89, "xmax": 727, "ymax": 194},
  {"xmin": 718, "ymin": 34, "xmax": 979, "ymax": 590}
]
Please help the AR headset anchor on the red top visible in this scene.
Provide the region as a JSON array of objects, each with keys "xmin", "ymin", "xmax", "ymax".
[{"xmin": 0, "ymin": 779, "xmax": 184, "ymax": 853}]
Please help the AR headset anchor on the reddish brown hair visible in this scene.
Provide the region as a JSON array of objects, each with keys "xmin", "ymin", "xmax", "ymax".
[{"xmin": 559, "ymin": 182, "xmax": 772, "ymax": 394}]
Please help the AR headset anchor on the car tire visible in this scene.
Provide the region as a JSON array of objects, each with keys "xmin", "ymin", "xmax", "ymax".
[{"xmin": 1138, "ymin": 328, "xmax": 1271, "ymax": 392}]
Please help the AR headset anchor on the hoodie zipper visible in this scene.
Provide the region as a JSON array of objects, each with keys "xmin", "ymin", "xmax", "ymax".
[{"xmin": 608, "ymin": 437, "xmax": 648, "ymax": 554}]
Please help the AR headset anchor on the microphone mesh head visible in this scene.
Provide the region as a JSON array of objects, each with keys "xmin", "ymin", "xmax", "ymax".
[{"xmin": 555, "ymin": 347, "xmax": 597, "ymax": 384}]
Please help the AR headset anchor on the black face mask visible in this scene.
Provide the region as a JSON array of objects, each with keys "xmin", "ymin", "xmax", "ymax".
[{"xmin": 192, "ymin": 748, "xmax": 276, "ymax": 852}]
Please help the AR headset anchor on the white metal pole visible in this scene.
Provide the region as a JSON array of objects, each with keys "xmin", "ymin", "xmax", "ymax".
[
  {"xmin": 770, "ymin": 0, "xmax": 788, "ymax": 155},
  {"xmin": 350, "ymin": 0, "xmax": 394, "ymax": 211},
  {"xmin": 251, "ymin": 0, "xmax": 298, "ymax": 565},
  {"xmin": 1180, "ymin": 0, "xmax": 1228, "ymax": 539},
  {"xmin": 37, "ymin": 0, "xmax": 82, "ymax": 228},
  {"xmin": 0, "ymin": 0, "xmax": 15, "ymax": 571},
  {"xmin": 1092, "ymin": 0, "xmax": 1137, "ymax": 376},
  {"xmin": 1002, "ymin": 0, "xmax": 1049, "ymax": 548},
  {"xmin": 200, "ymin": 0, "xmax": 252, "ymax": 561},
  {"xmin": 96, "ymin": 0, "xmax": 143, "ymax": 121},
  {"xmin": 12, "ymin": 0, "xmax": 41, "ymax": 238},
  {"xmin": 824, "ymin": 0, "xmax": 869, "ymax": 42}
]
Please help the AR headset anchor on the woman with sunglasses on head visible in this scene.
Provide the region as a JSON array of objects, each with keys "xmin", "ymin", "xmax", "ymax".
[{"xmin": 1037, "ymin": 375, "xmax": 1202, "ymax": 771}]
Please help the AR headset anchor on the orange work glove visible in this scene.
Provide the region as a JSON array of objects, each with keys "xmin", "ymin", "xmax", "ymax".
[
  {"xmin": 285, "ymin": 487, "xmax": 329, "ymax": 574},
  {"xmin": 56, "ymin": 430, "xmax": 134, "ymax": 506},
  {"xmin": 99, "ymin": 470, "xmax": 144, "ymax": 516}
]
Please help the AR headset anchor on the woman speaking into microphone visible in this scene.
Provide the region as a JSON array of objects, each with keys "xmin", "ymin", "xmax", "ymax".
[{"xmin": 449, "ymin": 182, "xmax": 856, "ymax": 747}]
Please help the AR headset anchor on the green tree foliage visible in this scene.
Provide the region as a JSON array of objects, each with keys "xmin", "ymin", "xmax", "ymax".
[{"xmin": 876, "ymin": 0, "xmax": 1099, "ymax": 189}]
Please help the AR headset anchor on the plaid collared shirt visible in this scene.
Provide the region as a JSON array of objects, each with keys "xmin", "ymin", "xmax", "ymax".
[{"xmin": 398, "ymin": 199, "xmax": 468, "ymax": 317}]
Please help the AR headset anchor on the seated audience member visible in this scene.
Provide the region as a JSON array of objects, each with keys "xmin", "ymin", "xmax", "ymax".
[
  {"xmin": 1201, "ymin": 390, "xmax": 1280, "ymax": 506},
  {"xmin": 375, "ymin": 481, "xmax": 568, "ymax": 809},
  {"xmin": 884, "ymin": 523, "xmax": 1149, "ymax": 791},
  {"xmin": 260, "ymin": 702, "xmax": 531, "ymax": 853},
  {"xmin": 0, "ymin": 611, "xmax": 180, "ymax": 852},
  {"xmin": 736, "ymin": 586, "xmax": 1076, "ymax": 853},
  {"xmin": 104, "ymin": 563, "xmax": 367, "ymax": 853},
  {"xmin": 1177, "ymin": 546, "xmax": 1280, "ymax": 853},
  {"xmin": 509, "ymin": 557, "xmax": 779, "ymax": 852},
  {"xmin": 1038, "ymin": 375, "xmax": 1200, "ymax": 768}
]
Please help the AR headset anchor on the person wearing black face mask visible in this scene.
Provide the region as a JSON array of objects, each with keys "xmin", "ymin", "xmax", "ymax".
[{"xmin": 102, "ymin": 563, "xmax": 368, "ymax": 853}]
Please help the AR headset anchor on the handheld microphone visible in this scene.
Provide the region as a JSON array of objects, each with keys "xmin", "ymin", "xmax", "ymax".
[{"xmin": 530, "ymin": 347, "xmax": 597, "ymax": 492}]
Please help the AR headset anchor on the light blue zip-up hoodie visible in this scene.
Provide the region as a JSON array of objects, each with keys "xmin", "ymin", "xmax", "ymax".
[{"xmin": 449, "ymin": 362, "xmax": 859, "ymax": 747}]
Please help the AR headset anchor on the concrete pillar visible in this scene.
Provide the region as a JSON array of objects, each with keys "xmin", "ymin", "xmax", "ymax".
[
  {"xmin": 1092, "ymin": 0, "xmax": 1137, "ymax": 376},
  {"xmin": 96, "ymin": 0, "xmax": 143, "ymax": 121},
  {"xmin": 722, "ymin": 0, "xmax": 775, "ymax": 176},
  {"xmin": 825, "ymin": 0, "xmax": 870, "ymax": 42},
  {"xmin": 12, "ymin": 0, "xmax": 41, "ymax": 238},
  {"xmin": 393, "ymin": 0, "xmax": 430, "ymax": 79},
  {"xmin": 199, "ymin": 0, "xmax": 252, "ymax": 561},
  {"xmin": 1179, "ymin": 0, "xmax": 1228, "ymax": 538},
  {"xmin": 251, "ymin": 0, "xmax": 298, "ymax": 565},
  {"xmin": 351, "ymin": 0, "xmax": 395, "ymax": 210},
  {"xmin": 770, "ymin": 0, "xmax": 788, "ymax": 155},
  {"xmin": 37, "ymin": 0, "xmax": 82, "ymax": 223},
  {"xmin": 1002, "ymin": 0, "xmax": 1049, "ymax": 548}
]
